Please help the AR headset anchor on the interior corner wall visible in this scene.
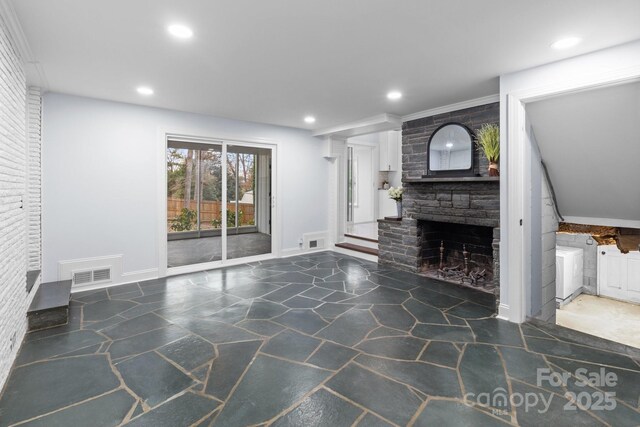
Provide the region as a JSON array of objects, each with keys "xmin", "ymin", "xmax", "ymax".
[
  {"xmin": 41, "ymin": 93, "xmax": 329, "ymax": 282},
  {"xmin": 0, "ymin": 15, "xmax": 41, "ymax": 390}
]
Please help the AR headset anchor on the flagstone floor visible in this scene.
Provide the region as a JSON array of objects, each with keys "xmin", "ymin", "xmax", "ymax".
[{"xmin": 1, "ymin": 252, "xmax": 639, "ymax": 426}]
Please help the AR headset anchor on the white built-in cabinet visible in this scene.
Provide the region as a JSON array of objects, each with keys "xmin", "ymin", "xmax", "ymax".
[
  {"xmin": 598, "ymin": 245, "xmax": 640, "ymax": 303},
  {"xmin": 379, "ymin": 130, "xmax": 400, "ymax": 171}
]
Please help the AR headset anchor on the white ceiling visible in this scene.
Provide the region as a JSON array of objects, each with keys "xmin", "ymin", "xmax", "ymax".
[
  {"xmin": 11, "ymin": 0, "xmax": 640, "ymax": 129},
  {"xmin": 527, "ymin": 81, "xmax": 640, "ymax": 224}
]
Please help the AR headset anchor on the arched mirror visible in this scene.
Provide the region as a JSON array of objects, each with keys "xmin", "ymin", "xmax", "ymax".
[{"xmin": 427, "ymin": 123, "xmax": 474, "ymax": 175}]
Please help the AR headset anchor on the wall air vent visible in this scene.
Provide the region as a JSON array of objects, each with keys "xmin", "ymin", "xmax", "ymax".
[{"xmin": 72, "ymin": 267, "xmax": 112, "ymax": 286}]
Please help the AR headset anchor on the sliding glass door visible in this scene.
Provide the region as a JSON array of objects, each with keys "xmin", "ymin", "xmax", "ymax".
[{"xmin": 166, "ymin": 139, "xmax": 272, "ymax": 268}]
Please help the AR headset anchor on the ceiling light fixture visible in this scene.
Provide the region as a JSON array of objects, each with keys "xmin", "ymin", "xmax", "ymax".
[
  {"xmin": 446, "ymin": 142, "xmax": 454, "ymax": 148},
  {"xmin": 387, "ymin": 91, "xmax": 402, "ymax": 100},
  {"xmin": 304, "ymin": 116, "xmax": 316, "ymax": 124},
  {"xmin": 551, "ymin": 37, "xmax": 581, "ymax": 50},
  {"xmin": 168, "ymin": 24, "xmax": 194, "ymax": 39},
  {"xmin": 136, "ymin": 86, "xmax": 154, "ymax": 96}
]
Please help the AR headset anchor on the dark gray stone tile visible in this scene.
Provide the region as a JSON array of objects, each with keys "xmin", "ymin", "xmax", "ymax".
[
  {"xmin": 300, "ymin": 286, "xmax": 335, "ymax": 299},
  {"xmin": 342, "ymin": 287, "xmax": 409, "ymax": 305},
  {"xmin": 356, "ymin": 413, "xmax": 394, "ymax": 426},
  {"xmin": 83, "ymin": 300, "xmax": 137, "ymax": 322},
  {"xmin": 272, "ymin": 388, "xmax": 363, "ymax": 427},
  {"xmin": 102, "ymin": 312, "xmax": 170, "ymax": 340},
  {"xmin": 520, "ymin": 323, "xmax": 555, "ymax": 339},
  {"xmin": 412, "ymin": 324, "xmax": 475, "ymax": 342},
  {"xmin": 446, "ymin": 301, "xmax": 495, "ymax": 319},
  {"xmin": 368, "ymin": 326, "xmax": 408, "ymax": 338},
  {"xmin": 107, "ymin": 282, "xmax": 141, "ymax": 297},
  {"xmin": 371, "ymin": 305, "xmax": 416, "ymax": 331},
  {"xmin": 205, "ymin": 300, "xmax": 252, "ymax": 324},
  {"xmin": 315, "ymin": 281, "xmax": 346, "ymax": 292},
  {"xmin": 51, "ymin": 343, "xmax": 102, "ymax": 358},
  {"xmin": 126, "ymin": 392, "xmax": 220, "ymax": 427},
  {"xmin": 498, "ymin": 346, "xmax": 551, "ymax": 385},
  {"xmin": 460, "ymin": 344, "xmax": 510, "ymax": 413},
  {"xmin": 115, "ymin": 351, "xmax": 194, "ymax": 407},
  {"xmin": 0, "ymin": 355, "xmax": 120, "ymax": 425},
  {"xmin": 263, "ymin": 271, "xmax": 316, "ymax": 284},
  {"xmin": 157, "ymin": 334, "xmax": 215, "ymax": 371},
  {"xmin": 322, "ymin": 291, "xmax": 355, "ymax": 302},
  {"xmin": 411, "ymin": 288, "xmax": 465, "ymax": 309},
  {"xmin": 109, "ymin": 325, "xmax": 189, "ymax": 360},
  {"xmin": 212, "ymin": 355, "xmax": 330, "ymax": 426},
  {"xmin": 73, "ymin": 289, "xmax": 109, "ymax": 303},
  {"xmin": 413, "ymin": 399, "xmax": 510, "ymax": 426},
  {"xmin": 419, "ymin": 341, "xmax": 461, "ymax": 368},
  {"xmin": 356, "ymin": 336, "xmax": 426, "ymax": 360},
  {"xmin": 343, "ymin": 278, "xmax": 378, "ymax": 293},
  {"xmin": 511, "ymin": 380, "xmax": 605, "ymax": 426},
  {"xmin": 175, "ymin": 294, "xmax": 243, "ymax": 318},
  {"xmin": 325, "ymin": 363, "xmax": 422, "ymax": 426},
  {"xmin": 20, "ymin": 389, "xmax": 135, "ymax": 427},
  {"xmin": 525, "ymin": 336, "xmax": 639, "ymax": 371},
  {"xmin": 314, "ymin": 303, "xmax": 355, "ymax": 319},
  {"xmin": 283, "ymin": 295, "xmax": 324, "ymax": 309},
  {"xmin": 273, "ymin": 309, "xmax": 329, "ymax": 335},
  {"xmin": 205, "ymin": 340, "xmax": 262, "ymax": 400},
  {"xmin": 83, "ymin": 315, "xmax": 127, "ymax": 331},
  {"xmin": 402, "ymin": 298, "xmax": 448, "ymax": 324},
  {"xmin": 356, "ymin": 354, "xmax": 461, "ymax": 398},
  {"xmin": 368, "ymin": 273, "xmax": 417, "ymax": 291},
  {"xmin": 302, "ymin": 268, "xmax": 337, "ymax": 279},
  {"xmin": 237, "ymin": 319, "xmax": 286, "ymax": 337},
  {"xmin": 315, "ymin": 309, "xmax": 379, "ymax": 346},
  {"xmin": 262, "ymin": 283, "xmax": 313, "ymax": 302},
  {"xmin": 445, "ymin": 314, "xmax": 469, "ymax": 326},
  {"xmin": 16, "ymin": 330, "xmax": 106, "ymax": 365},
  {"xmin": 262, "ymin": 329, "xmax": 321, "ymax": 362},
  {"xmin": 173, "ymin": 317, "xmax": 261, "ymax": 343},
  {"xmin": 468, "ymin": 318, "xmax": 524, "ymax": 347},
  {"xmin": 307, "ymin": 341, "xmax": 359, "ymax": 370},
  {"xmin": 224, "ymin": 282, "xmax": 280, "ymax": 299},
  {"xmin": 547, "ymin": 356, "xmax": 640, "ymax": 409},
  {"xmin": 247, "ymin": 300, "xmax": 289, "ymax": 319}
]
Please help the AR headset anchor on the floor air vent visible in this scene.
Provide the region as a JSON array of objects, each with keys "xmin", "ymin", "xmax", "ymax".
[{"xmin": 73, "ymin": 268, "xmax": 112, "ymax": 286}]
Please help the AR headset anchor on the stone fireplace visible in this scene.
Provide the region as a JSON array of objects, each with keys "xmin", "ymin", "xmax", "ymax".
[{"xmin": 378, "ymin": 102, "xmax": 501, "ymax": 302}]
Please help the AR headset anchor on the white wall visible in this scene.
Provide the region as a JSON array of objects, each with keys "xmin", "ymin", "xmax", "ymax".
[
  {"xmin": 41, "ymin": 93, "xmax": 328, "ymax": 282},
  {"xmin": 499, "ymin": 39, "xmax": 640, "ymax": 321}
]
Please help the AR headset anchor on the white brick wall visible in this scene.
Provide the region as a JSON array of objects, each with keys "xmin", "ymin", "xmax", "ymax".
[
  {"xmin": 0, "ymin": 14, "xmax": 40, "ymax": 391},
  {"xmin": 538, "ymin": 174, "xmax": 560, "ymax": 322},
  {"xmin": 27, "ymin": 87, "xmax": 41, "ymax": 270}
]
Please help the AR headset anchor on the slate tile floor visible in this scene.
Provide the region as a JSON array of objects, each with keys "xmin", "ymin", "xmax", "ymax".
[{"xmin": 1, "ymin": 253, "xmax": 639, "ymax": 426}]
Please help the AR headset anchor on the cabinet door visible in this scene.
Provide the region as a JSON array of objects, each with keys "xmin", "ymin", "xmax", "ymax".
[
  {"xmin": 387, "ymin": 130, "xmax": 399, "ymax": 171},
  {"xmin": 379, "ymin": 131, "xmax": 400, "ymax": 171}
]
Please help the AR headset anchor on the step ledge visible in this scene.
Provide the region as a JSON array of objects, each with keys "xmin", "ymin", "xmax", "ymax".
[
  {"xmin": 335, "ymin": 242, "xmax": 379, "ymax": 256},
  {"xmin": 344, "ymin": 233, "xmax": 379, "ymax": 244},
  {"xmin": 28, "ymin": 280, "xmax": 72, "ymax": 313}
]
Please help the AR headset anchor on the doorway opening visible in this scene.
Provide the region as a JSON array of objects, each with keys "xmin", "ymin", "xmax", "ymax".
[
  {"xmin": 166, "ymin": 139, "xmax": 273, "ymax": 269},
  {"xmin": 524, "ymin": 80, "xmax": 640, "ymax": 348}
]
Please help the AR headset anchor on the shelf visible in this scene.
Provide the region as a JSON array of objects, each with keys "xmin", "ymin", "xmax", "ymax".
[{"xmin": 403, "ymin": 176, "xmax": 500, "ymax": 183}]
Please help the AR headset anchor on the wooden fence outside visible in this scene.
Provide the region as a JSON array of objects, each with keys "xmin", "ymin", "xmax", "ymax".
[{"xmin": 167, "ymin": 198, "xmax": 255, "ymax": 229}]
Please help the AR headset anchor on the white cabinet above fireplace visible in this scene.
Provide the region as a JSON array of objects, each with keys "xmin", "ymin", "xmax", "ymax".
[{"xmin": 379, "ymin": 130, "xmax": 400, "ymax": 171}]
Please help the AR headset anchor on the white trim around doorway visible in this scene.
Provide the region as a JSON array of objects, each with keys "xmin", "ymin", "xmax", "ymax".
[
  {"xmin": 157, "ymin": 128, "xmax": 281, "ymax": 278},
  {"xmin": 500, "ymin": 66, "xmax": 640, "ymax": 323}
]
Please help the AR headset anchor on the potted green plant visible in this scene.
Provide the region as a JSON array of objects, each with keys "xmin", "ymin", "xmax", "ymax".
[{"xmin": 476, "ymin": 123, "xmax": 500, "ymax": 176}]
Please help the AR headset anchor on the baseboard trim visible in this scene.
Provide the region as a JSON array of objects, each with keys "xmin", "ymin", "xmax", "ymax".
[
  {"xmin": 497, "ymin": 303, "xmax": 511, "ymax": 321},
  {"xmin": 280, "ymin": 247, "xmax": 329, "ymax": 258}
]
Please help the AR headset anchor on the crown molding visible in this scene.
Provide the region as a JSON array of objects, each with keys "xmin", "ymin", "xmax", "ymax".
[
  {"xmin": 0, "ymin": 0, "xmax": 48, "ymax": 89},
  {"xmin": 312, "ymin": 113, "xmax": 401, "ymax": 138},
  {"xmin": 401, "ymin": 94, "xmax": 499, "ymax": 123}
]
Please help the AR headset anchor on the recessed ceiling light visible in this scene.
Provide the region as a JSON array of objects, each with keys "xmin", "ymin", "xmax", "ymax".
[
  {"xmin": 304, "ymin": 116, "xmax": 316, "ymax": 124},
  {"xmin": 551, "ymin": 37, "xmax": 581, "ymax": 50},
  {"xmin": 136, "ymin": 86, "xmax": 154, "ymax": 96},
  {"xmin": 387, "ymin": 91, "xmax": 402, "ymax": 100},
  {"xmin": 446, "ymin": 142, "xmax": 454, "ymax": 148},
  {"xmin": 168, "ymin": 24, "xmax": 194, "ymax": 39}
]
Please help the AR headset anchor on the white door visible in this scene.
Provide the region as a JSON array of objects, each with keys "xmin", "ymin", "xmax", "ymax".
[{"xmin": 598, "ymin": 245, "xmax": 640, "ymax": 303}]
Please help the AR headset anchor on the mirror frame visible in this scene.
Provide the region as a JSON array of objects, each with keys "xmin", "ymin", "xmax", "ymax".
[{"xmin": 426, "ymin": 122, "xmax": 475, "ymax": 177}]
